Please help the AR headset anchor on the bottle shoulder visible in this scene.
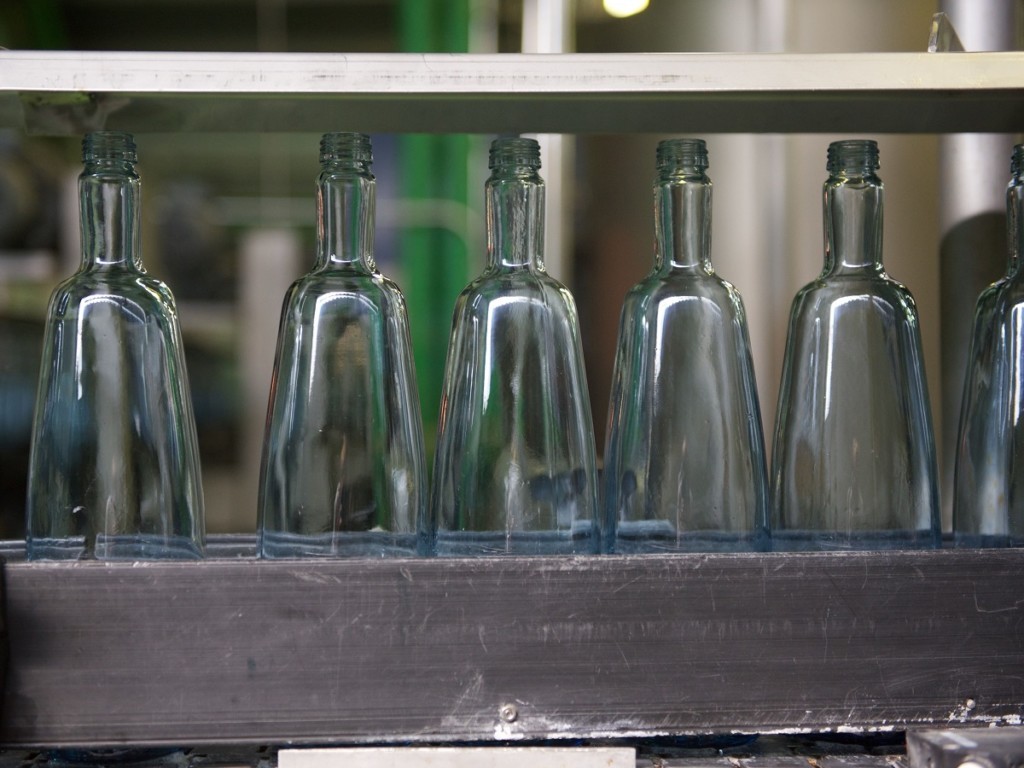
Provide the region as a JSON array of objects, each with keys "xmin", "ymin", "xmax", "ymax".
[
  {"xmin": 462, "ymin": 267, "xmax": 571, "ymax": 301},
  {"xmin": 625, "ymin": 270, "xmax": 745, "ymax": 313},
  {"xmin": 287, "ymin": 268, "xmax": 399, "ymax": 302},
  {"xmin": 48, "ymin": 269, "xmax": 177, "ymax": 314},
  {"xmin": 795, "ymin": 271, "xmax": 916, "ymax": 305}
]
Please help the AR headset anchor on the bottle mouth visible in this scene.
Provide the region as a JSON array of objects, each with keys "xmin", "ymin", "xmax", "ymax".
[
  {"xmin": 1012, "ymin": 143, "xmax": 1024, "ymax": 179},
  {"xmin": 82, "ymin": 131, "xmax": 137, "ymax": 164},
  {"xmin": 827, "ymin": 139, "xmax": 879, "ymax": 175},
  {"xmin": 656, "ymin": 138, "xmax": 709, "ymax": 172},
  {"xmin": 320, "ymin": 132, "xmax": 373, "ymax": 165},
  {"xmin": 489, "ymin": 137, "xmax": 541, "ymax": 170}
]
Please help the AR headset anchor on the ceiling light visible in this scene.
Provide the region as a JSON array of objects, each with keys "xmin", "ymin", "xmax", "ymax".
[{"xmin": 603, "ymin": 0, "xmax": 650, "ymax": 18}]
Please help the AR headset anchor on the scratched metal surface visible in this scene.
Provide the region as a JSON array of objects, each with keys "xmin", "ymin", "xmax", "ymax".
[
  {"xmin": 0, "ymin": 550, "xmax": 1021, "ymax": 747},
  {"xmin": 0, "ymin": 744, "xmax": 911, "ymax": 768}
]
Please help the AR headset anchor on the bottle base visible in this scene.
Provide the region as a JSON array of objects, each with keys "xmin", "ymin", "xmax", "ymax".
[
  {"xmin": 433, "ymin": 527, "xmax": 595, "ymax": 556},
  {"xmin": 953, "ymin": 533, "xmax": 1024, "ymax": 548},
  {"xmin": 45, "ymin": 748, "xmax": 184, "ymax": 766},
  {"xmin": 27, "ymin": 534, "xmax": 203, "ymax": 561},
  {"xmin": 611, "ymin": 520, "xmax": 769, "ymax": 553},
  {"xmin": 770, "ymin": 529, "xmax": 941, "ymax": 551},
  {"xmin": 259, "ymin": 530, "xmax": 423, "ymax": 558}
]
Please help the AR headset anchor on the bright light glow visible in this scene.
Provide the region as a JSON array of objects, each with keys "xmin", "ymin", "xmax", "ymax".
[{"xmin": 603, "ymin": 0, "xmax": 649, "ymax": 18}]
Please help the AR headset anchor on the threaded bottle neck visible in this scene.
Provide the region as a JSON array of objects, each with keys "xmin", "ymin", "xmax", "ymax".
[
  {"xmin": 656, "ymin": 138, "xmax": 709, "ymax": 179},
  {"xmin": 82, "ymin": 131, "xmax": 138, "ymax": 168},
  {"xmin": 319, "ymin": 132, "xmax": 373, "ymax": 173},
  {"xmin": 489, "ymin": 137, "xmax": 542, "ymax": 176},
  {"xmin": 1008, "ymin": 143, "xmax": 1024, "ymax": 278},
  {"xmin": 823, "ymin": 139, "xmax": 883, "ymax": 275},
  {"xmin": 486, "ymin": 137, "xmax": 545, "ymax": 270},
  {"xmin": 827, "ymin": 139, "xmax": 879, "ymax": 179},
  {"xmin": 654, "ymin": 138, "xmax": 712, "ymax": 272},
  {"xmin": 79, "ymin": 131, "xmax": 142, "ymax": 270},
  {"xmin": 316, "ymin": 132, "xmax": 375, "ymax": 270}
]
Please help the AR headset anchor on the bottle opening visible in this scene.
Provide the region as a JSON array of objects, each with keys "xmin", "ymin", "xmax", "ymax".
[
  {"xmin": 827, "ymin": 139, "xmax": 879, "ymax": 175},
  {"xmin": 489, "ymin": 137, "xmax": 541, "ymax": 170},
  {"xmin": 1012, "ymin": 143, "xmax": 1024, "ymax": 180},
  {"xmin": 656, "ymin": 138, "xmax": 709, "ymax": 172},
  {"xmin": 320, "ymin": 132, "xmax": 373, "ymax": 166},
  {"xmin": 82, "ymin": 131, "xmax": 137, "ymax": 165}
]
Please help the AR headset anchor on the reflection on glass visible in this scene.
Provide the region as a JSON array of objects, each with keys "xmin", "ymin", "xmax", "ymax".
[
  {"xmin": 771, "ymin": 140, "xmax": 939, "ymax": 550},
  {"xmin": 603, "ymin": 139, "xmax": 768, "ymax": 553},
  {"xmin": 430, "ymin": 137, "xmax": 599, "ymax": 556},
  {"xmin": 954, "ymin": 143, "xmax": 1024, "ymax": 547},
  {"xmin": 26, "ymin": 132, "xmax": 205, "ymax": 560},
  {"xmin": 258, "ymin": 133, "xmax": 427, "ymax": 558}
]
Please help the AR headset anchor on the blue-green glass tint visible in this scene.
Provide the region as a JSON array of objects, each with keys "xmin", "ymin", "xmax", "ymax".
[
  {"xmin": 26, "ymin": 131, "xmax": 205, "ymax": 560},
  {"xmin": 258, "ymin": 133, "xmax": 428, "ymax": 558},
  {"xmin": 429, "ymin": 137, "xmax": 599, "ymax": 555},
  {"xmin": 953, "ymin": 144, "xmax": 1024, "ymax": 547},
  {"xmin": 771, "ymin": 140, "xmax": 940, "ymax": 550},
  {"xmin": 602, "ymin": 139, "xmax": 768, "ymax": 553}
]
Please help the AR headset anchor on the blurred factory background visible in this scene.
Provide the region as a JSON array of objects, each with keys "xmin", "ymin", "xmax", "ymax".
[{"xmin": 0, "ymin": 0, "xmax": 1019, "ymax": 536}]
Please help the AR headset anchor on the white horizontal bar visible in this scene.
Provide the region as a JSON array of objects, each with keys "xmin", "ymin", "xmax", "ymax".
[
  {"xmin": 278, "ymin": 747, "xmax": 637, "ymax": 768},
  {"xmin": 0, "ymin": 50, "xmax": 1022, "ymax": 95}
]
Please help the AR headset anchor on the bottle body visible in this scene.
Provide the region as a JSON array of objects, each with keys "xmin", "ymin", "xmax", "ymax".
[
  {"xmin": 953, "ymin": 144, "xmax": 1024, "ymax": 547},
  {"xmin": 258, "ymin": 133, "xmax": 427, "ymax": 558},
  {"xmin": 430, "ymin": 137, "xmax": 599, "ymax": 555},
  {"xmin": 603, "ymin": 139, "xmax": 768, "ymax": 553},
  {"xmin": 771, "ymin": 140, "xmax": 939, "ymax": 550},
  {"xmin": 26, "ymin": 132, "xmax": 205, "ymax": 560}
]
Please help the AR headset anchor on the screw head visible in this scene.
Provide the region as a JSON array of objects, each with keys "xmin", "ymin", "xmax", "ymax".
[{"xmin": 499, "ymin": 703, "xmax": 519, "ymax": 723}]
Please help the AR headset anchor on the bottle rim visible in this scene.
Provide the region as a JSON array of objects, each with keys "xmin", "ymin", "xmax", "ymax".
[
  {"xmin": 489, "ymin": 136, "xmax": 541, "ymax": 170},
  {"xmin": 1012, "ymin": 143, "xmax": 1024, "ymax": 179},
  {"xmin": 82, "ymin": 131, "xmax": 137, "ymax": 165},
  {"xmin": 320, "ymin": 132, "xmax": 373, "ymax": 165},
  {"xmin": 827, "ymin": 139, "xmax": 879, "ymax": 174},
  {"xmin": 656, "ymin": 138, "xmax": 709, "ymax": 172}
]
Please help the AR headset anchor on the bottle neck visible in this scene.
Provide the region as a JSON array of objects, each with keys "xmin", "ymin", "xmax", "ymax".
[
  {"xmin": 79, "ymin": 160, "xmax": 142, "ymax": 270},
  {"xmin": 486, "ymin": 168, "xmax": 545, "ymax": 270},
  {"xmin": 1008, "ymin": 172, "xmax": 1024, "ymax": 278},
  {"xmin": 823, "ymin": 174, "xmax": 884, "ymax": 276},
  {"xmin": 316, "ymin": 165, "xmax": 375, "ymax": 270},
  {"xmin": 655, "ymin": 172, "xmax": 712, "ymax": 272}
]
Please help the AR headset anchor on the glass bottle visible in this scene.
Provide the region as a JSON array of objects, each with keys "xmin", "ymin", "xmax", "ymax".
[
  {"xmin": 429, "ymin": 137, "xmax": 599, "ymax": 556},
  {"xmin": 258, "ymin": 132, "xmax": 427, "ymax": 558},
  {"xmin": 26, "ymin": 131, "xmax": 205, "ymax": 560},
  {"xmin": 770, "ymin": 139, "xmax": 939, "ymax": 550},
  {"xmin": 602, "ymin": 138, "xmax": 768, "ymax": 553},
  {"xmin": 953, "ymin": 143, "xmax": 1024, "ymax": 547}
]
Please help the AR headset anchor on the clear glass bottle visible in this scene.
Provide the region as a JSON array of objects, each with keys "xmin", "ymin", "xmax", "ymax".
[
  {"xmin": 26, "ymin": 131, "xmax": 205, "ymax": 560},
  {"xmin": 771, "ymin": 139, "xmax": 939, "ymax": 550},
  {"xmin": 429, "ymin": 137, "xmax": 599, "ymax": 555},
  {"xmin": 258, "ymin": 132, "xmax": 427, "ymax": 558},
  {"xmin": 602, "ymin": 138, "xmax": 768, "ymax": 553},
  {"xmin": 953, "ymin": 143, "xmax": 1024, "ymax": 547}
]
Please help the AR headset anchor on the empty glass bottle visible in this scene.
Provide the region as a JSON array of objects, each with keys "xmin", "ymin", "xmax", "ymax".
[
  {"xmin": 953, "ymin": 143, "xmax": 1024, "ymax": 547},
  {"xmin": 430, "ymin": 137, "xmax": 599, "ymax": 556},
  {"xmin": 26, "ymin": 131, "xmax": 205, "ymax": 560},
  {"xmin": 603, "ymin": 138, "xmax": 768, "ymax": 553},
  {"xmin": 771, "ymin": 139, "xmax": 939, "ymax": 550},
  {"xmin": 258, "ymin": 132, "xmax": 427, "ymax": 558}
]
